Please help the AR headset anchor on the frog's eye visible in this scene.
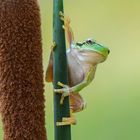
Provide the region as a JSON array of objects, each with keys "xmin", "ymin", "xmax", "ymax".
[
  {"xmin": 85, "ymin": 38, "xmax": 97, "ymax": 45},
  {"xmin": 86, "ymin": 39, "xmax": 93, "ymax": 44}
]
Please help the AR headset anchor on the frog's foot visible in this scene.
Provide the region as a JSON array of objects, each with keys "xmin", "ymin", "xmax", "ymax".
[
  {"xmin": 54, "ymin": 81, "xmax": 71, "ymax": 104},
  {"xmin": 51, "ymin": 41, "xmax": 56, "ymax": 50},
  {"xmin": 59, "ymin": 11, "xmax": 70, "ymax": 22},
  {"xmin": 59, "ymin": 11, "xmax": 74, "ymax": 46},
  {"xmin": 59, "ymin": 11, "xmax": 71, "ymax": 30},
  {"xmin": 56, "ymin": 116, "xmax": 76, "ymax": 126}
]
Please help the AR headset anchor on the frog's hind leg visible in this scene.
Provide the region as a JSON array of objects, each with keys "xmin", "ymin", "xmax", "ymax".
[
  {"xmin": 56, "ymin": 110, "xmax": 77, "ymax": 126},
  {"xmin": 70, "ymin": 93, "xmax": 87, "ymax": 113},
  {"xmin": 45, "ymin": 41, "xmax": 57, "ymax": 82},
  {"xmin": 55, "ymin": 82, "xmax": 77, "ymax": 126}
]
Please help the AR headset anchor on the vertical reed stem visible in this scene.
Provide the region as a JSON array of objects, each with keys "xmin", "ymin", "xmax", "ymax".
[{"xmin": 53, "ymin": 0, "xmax": 71, "ymax": 140}]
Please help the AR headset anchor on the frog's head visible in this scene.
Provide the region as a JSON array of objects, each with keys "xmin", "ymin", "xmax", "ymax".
[{"xmin": 75, "ymin": 38, "xmax": 110, "ymax": 64}]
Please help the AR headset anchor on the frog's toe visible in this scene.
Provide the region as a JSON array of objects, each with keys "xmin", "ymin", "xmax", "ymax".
[
  {"xmin": 59, "ymin": 11, "xmax": 64, "ymax": 17},
  {"xmin": 60, "ymin": 92, "xmax": 70, "ymax": 104},
  {"xmin": 56, "ymin": 116, "xmax": 76, "ymax": 126},
  {"xmin": 54, "ymin": 88, "xmax": 64, "ymax": 94},
  {"xmin": 57, "ymin": 81, "xmax": 65, "ymax": 87},
  {"xmin": 57, "ymin": 81, "xmax": 69, "ymax": 88}
]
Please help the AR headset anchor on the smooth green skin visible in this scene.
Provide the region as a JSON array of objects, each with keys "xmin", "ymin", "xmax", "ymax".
[
  {"xmin": 54, "ymin": 39, "xmax": 110, "ymax": 97},
  {"xmin": 73, "ymin": 40, "xmax": 109, "ymax": 57}
]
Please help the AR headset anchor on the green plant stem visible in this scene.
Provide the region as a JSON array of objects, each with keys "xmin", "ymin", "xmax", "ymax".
[{"xmin": 53, "ymin": 0, "xmax": 71, "ymax": 140}]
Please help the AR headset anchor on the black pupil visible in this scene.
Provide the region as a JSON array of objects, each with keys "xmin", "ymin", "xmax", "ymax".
[{"xmin": 86, "ymin": 40, "xmax": 93, "ymax": 44}]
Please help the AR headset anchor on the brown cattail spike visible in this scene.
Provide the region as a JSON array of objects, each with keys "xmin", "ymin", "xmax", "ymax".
[{"xmin": 0, "ymin": 0, "xmax": 47, "ymax": 139}]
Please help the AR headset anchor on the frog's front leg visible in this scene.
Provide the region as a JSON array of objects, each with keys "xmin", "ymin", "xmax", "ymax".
[
  {"xmin": 55, "ymin": 82, "xmax": 71, "ymax": 104},
  {"xmin": 59, "ymin": 11, "xmax": 71, "ymax": 29},
  {"xmin": 59, "ymin": 11, "xmax": 74, "ymax": 46},
  {"xmin": 54, "ymin": 66, "xmax": 95, "ymax": 104}
]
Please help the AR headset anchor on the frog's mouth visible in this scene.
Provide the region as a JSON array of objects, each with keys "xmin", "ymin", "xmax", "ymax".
[
  {"xmin": 76, "ymin": 50, "xmax": 108, "ymax": 64},
  {"xmin": 91, "ymin": 44, "xmax": 110, "ymax": 58},
  {"xmin": 96, "ymin": 49, "xmax": 110, "ymax": 58},
  {"xmin": 91, "ymin": 51, "xmax": 108, "ymax": 63}
]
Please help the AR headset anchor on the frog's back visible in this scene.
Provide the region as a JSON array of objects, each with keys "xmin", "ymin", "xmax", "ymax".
[{"xmin": 67, "ymin": 49, "xmax": 84, "ymax": 87}]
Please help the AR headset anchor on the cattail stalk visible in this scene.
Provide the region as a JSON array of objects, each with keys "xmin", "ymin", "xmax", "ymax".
[
  {"xmin": 0, "ymin": 0, "xmax": 47, "ymax": 139},
  {"xmin": 53, "ymin": 0, "xmax": 71, "ymax": 140}
]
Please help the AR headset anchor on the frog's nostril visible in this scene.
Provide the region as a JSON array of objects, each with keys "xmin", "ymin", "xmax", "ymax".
[{"xmin": 108, "ymin": 50, "xmax": 110, "ymax": 54}]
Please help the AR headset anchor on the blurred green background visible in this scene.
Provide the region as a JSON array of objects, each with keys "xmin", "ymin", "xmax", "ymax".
[{"xmin": 1, "ymin": 0, "xmax": 140, "ymax": 139}]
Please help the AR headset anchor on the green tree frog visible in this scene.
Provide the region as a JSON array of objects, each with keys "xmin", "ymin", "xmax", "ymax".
[{"xmin": 46, "ymin": 12, "xmax": 110, "ymax": 126}]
